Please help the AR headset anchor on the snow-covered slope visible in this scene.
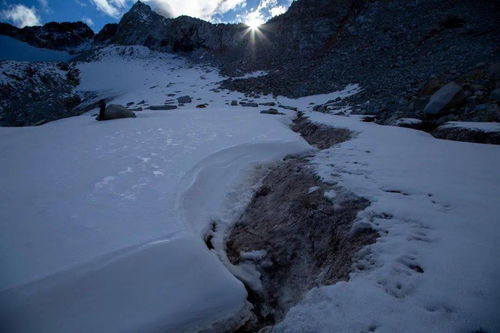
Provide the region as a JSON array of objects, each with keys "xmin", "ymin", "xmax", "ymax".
[
  {"xmin": 1, "ymin": 45, "xmax": 499, "ymax": 333},
  {"xmin": 274, "ymin": 113, "xmax": 500, "ymax": 333},
  {"xmin": 0, "ymin": 46, "xmax": 311, "ymax": 332},
  {"xmin": 0, "ymin": 36, "xmax": 72, "ymax": 62}
]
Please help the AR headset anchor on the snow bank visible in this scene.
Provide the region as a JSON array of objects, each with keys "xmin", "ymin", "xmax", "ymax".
[
  {"xmin": 0, "ymin": 47, "xmax": 311, "ymax": 332},
  {"xmin": 0, "ymin": 236, "xmax": 247, "ymax": 333}
]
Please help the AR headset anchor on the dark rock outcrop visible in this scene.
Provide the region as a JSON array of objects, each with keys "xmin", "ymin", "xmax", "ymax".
[
  {"xmin": 93, "ymin": 23, "xmax": 118, "ymax": 44},
  {"xmin": 0, "ymin": 61, "xmax": 82, "ymax": 126}
]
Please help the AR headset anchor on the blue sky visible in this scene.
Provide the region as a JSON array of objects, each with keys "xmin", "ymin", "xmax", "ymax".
[{"xmin": 0, "ymin": 0, "xmax": 294, "ymax": 32}]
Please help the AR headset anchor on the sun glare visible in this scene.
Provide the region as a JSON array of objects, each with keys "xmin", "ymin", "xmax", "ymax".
[
  {"xmin": 247, "ymin": 20, "xmax": 262, "ymax": 30},
  {"xmin": 246, "ymin": 13, "xmax": 264, "ymax": 31}
]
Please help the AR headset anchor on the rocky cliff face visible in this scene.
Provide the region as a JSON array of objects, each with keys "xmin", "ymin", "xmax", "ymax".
[
  {"xmin": 220, "ymin": 0, "xmax": 500, "ymax": 130},
  {"xmin": 104, "ymin": 1, "xmax": 245, "ymax": 53}
]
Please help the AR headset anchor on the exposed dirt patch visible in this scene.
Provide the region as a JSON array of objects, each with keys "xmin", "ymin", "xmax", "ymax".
[
  {"xmin": 225, "ymin": 154, "xmax": 378, "ymax": 331},
  {"xmin": 291, "ymin": 115, "xmax": 352, "ymax": 149}
]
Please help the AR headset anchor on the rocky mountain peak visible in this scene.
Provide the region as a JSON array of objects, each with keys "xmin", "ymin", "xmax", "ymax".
[
  {"xmin": 111, "ymin": 1, "xmax": 168, "ymax": 46},
  {"xmin": 127, "ymin": 0, "xmax": 155, "ymax": 18}
]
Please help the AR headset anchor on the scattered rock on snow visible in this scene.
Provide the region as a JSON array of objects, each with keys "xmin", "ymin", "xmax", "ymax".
[
  {"xmin": 177, "ymin": 95, "xmax": 192, "ymax": 104},
  {"xmin": 278, "ymin": 105, "xmax": 298, "ymax": 111},
  {"xmin": 240, "ymin": 102, "xmax": 259, "ymax": 107},
  {"xmin": 148, "ymin": 105, "xmax": 177, "ymax": 110},
  {"xmin": 260, "ymin": 108, "xmax": 284, "ymax": 115},
  {"xmin": 259, "ymin": 102, "xmax": 276, "ymax": 106}
]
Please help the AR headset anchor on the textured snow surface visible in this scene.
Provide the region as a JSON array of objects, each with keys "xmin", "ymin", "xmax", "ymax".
[
  {"xmin": 274, "ymin": 114, "xmax": 500, "ymax": 333},
  {"xmin": 0, "ymin": 36, "xmax": 72, "ymax": 62},
  {"xmin": 0, "ymin": 46, "xmax": 311, "ymax": 333}
]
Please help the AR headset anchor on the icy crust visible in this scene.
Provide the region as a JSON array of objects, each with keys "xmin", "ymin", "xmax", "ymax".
[{"xmin": 274, "ymin": 113, "xmax": 500, "ymax": 333}]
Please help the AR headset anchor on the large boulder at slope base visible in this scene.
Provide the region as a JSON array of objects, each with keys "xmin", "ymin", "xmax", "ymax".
[
  {"xmin": 424, "ymin": 82, "xmax": 465, "ymax": 116},
  {"xmin": 100, "ymin": 105, "xmax": 136, "ymax": 120}
]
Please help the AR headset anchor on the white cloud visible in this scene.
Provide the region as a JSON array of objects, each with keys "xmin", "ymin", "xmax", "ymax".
[
  {"xmin": 143, "ymin": 0, "xmax": 245, "ymax": 20},
  {"xmin": 90, "ymin": 0, "xmax": 129, "ymax": 18},
  {"xmin": 269, "ymin": 5, "xmax": 287, "ymax": 16},
  {"xmin": 236, "ymin": 0, "xmax": 293, "ymax": 26},
  {"xmin": 87, "ymin": 0, "xmax": 289, "ymax": 22},
  {"xmin": 75, "ymin": 0, "xmax": 88, "ymax": 7},
  {"xmin": 38, "ymin": 0, "xmax": 48, "ymax": 9},
  {"xmin": 237, "ymin": 0, "xmax": 289, "ymax": 26},
  {"xmin": 38, "ymin": 0, "xmax": 52, "ymax": 14},
  {"xmin": 82, "ymin": 16, "xmax": 94, "ymax": 26},
  {"xmin": 0, "ymin": 4, "xmax": 41, "ymax": 28}
]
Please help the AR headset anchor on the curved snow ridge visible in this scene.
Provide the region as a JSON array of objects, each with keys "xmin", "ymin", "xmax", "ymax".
[
  {"xmin": 176, "ymin": 141, "xmax": 313, "ymax": 236},
  {"xmin": 0, "ymin": 233, "xmax": 249, "ymax": 333}
]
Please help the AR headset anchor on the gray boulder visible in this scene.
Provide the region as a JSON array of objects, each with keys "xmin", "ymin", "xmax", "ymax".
[
  {"xmin": 260, "ymin": 108, "xmax": 284, "ymax": 115},
  {"xmin": 100, "ymin": 104, "xmax": 136, "ymax": 120},
  {"xmin": 424, "ymin": 82, "xmax": 464, "ymax": 116},
  {"xmin": 279, "ymin": 105, "xmax": 299, "ymax": 111},
  {"xmin": 149, "ymin": 105, "xmax": 177, "ymax": 110},
  {"xmin": 240, "ymin": 102, "xmax": 259, "ymax": 107},
  {"xmin": 177, "ymin": 95, "xmax": 192, "ymax": 104},
  {"xmin": 259, "ymin": 102, "xmax": 276, "ymax": 106}
]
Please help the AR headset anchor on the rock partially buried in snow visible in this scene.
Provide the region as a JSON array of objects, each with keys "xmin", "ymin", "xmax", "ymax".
[
  {"xmin": 240, "ymin": 102, "xmax": 259, "ymax": 107},
  {"xmin": 98, "ymin": 104, "xmax": 136, "ymax": 121},
  {"xmin": 259, "ymin": 102, "xmax": 276, "ymax": 106},
  {"xmin": 177, "ymin": 95, "xmax": 192, "ymax": 104},
  {"xmin": 279, "ymin": 105, "xmax": 299, "ymax": 112},
  {"xmin": 231, "ymin": 100, "xmax": 238, "ymax": 106},
  {"xmin": 148, "ymin": 105, "xmax": 177, "ymax": 110},
  {"xmin": 394, "ymin": 118, "xmax": 423, "ymax": 129},
  {"xmin": 431, "ymin": 121, "xmax": 500, "ymax": 144},
  {"xmin": 260, "ymin": 108, "xmax": 284, "ymax": 115},
  {"xmin": 423, "ymin": 82, "xmax": 464, "ymax": 116}
]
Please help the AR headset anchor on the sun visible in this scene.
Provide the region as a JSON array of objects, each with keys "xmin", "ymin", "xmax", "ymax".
[
  {"xmin": 245, "ymin": 13, "xmax": 264, "ymax": 31},
  {"xmin": 247, "ymin": 19, "xmax": 262, "ymax": 31}
]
